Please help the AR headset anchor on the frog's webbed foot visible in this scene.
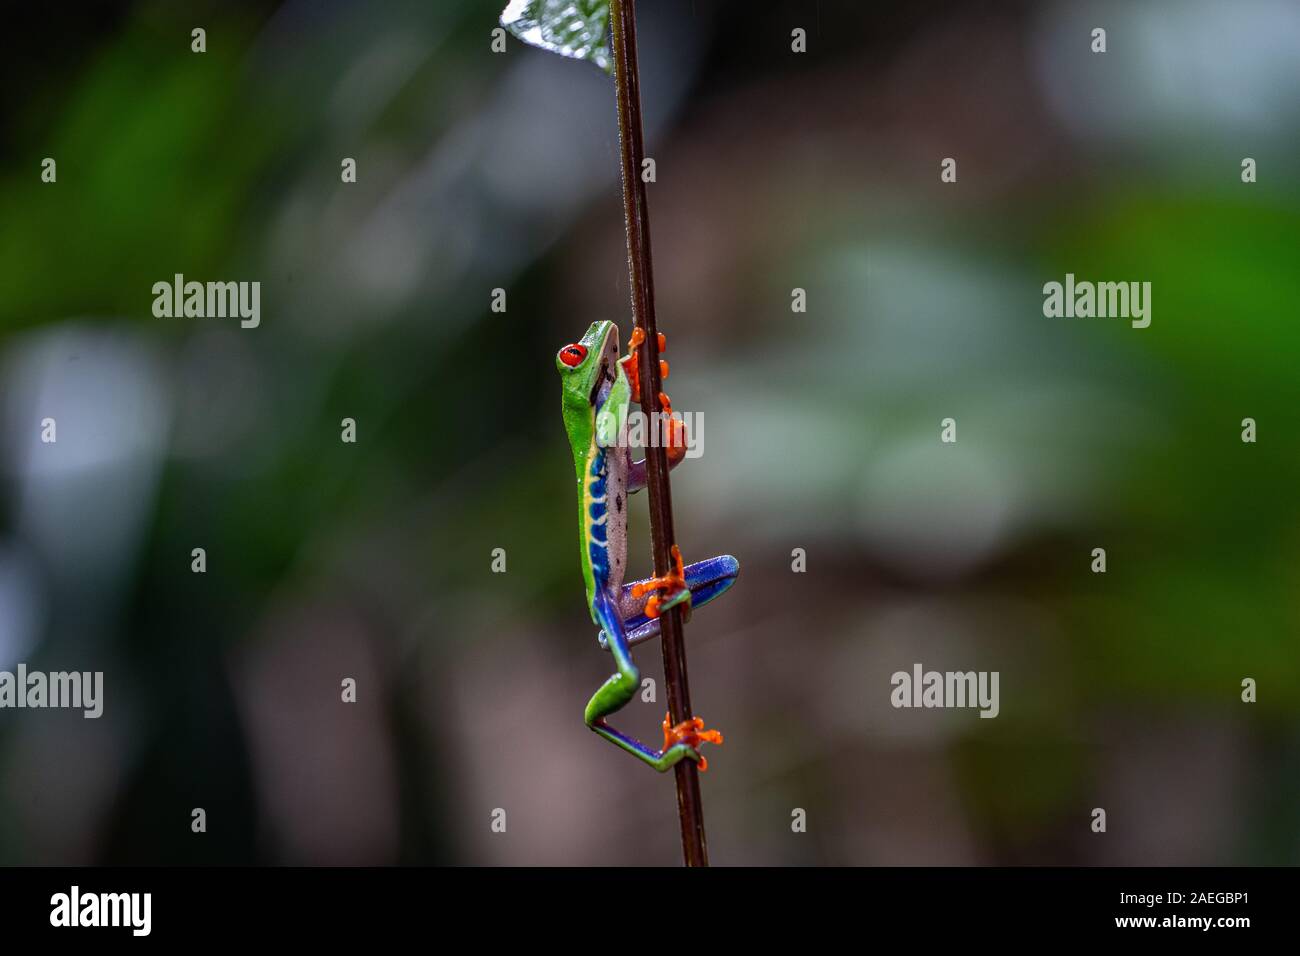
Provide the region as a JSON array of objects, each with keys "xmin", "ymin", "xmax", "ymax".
[
  {"xmin": 661, "ymin": 712, "xmax": 724, "ymax": 772},
  {"xmin": 623, "ymin": 330, "xmax": 686, "ymax": 492},
  {"xmin": 619, "ymin": 327, "xmax": 669, "ymax": 405},
  {"xmin": 630, "ymin": 544, "xmax": 691, "ymax": 621}
]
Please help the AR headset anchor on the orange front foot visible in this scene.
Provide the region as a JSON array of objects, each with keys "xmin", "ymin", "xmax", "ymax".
[
  {"xmin": 622, "ymin": 327, "xmax": 668, "ymax": 403},
  {"xmin": 662, "ymin": 713, "xmax": 724, "ymax": 771},
  {"xmin": 630, "ymin": 544, "xmax": 690, "ymax": 619},
  {"xmin": 658, "ymin": 392, "xmax": 687, "ymax": 466}
]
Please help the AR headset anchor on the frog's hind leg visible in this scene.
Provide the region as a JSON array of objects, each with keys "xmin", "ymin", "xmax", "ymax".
[
  {"xmin": 598, "ymin": 554, "xmax": 740, "ymax": 650},
  {"xmin": 584, "ymin": 590, "xmax": 702, "ymax": 772}
]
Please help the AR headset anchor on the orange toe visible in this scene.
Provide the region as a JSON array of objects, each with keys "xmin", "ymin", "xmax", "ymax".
[
  {"xmin": 632, "ymin": 545, "xmax": 689, "ymax": 620},
  {"xmin": 662, "ymin": 711, "xmax": 724, "ymax": 769}
]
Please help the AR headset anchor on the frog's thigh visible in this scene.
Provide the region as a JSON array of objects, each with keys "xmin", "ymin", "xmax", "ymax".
[{"xmin": 601, "ymin": 555, "xmax": 740, "ymax": 648}]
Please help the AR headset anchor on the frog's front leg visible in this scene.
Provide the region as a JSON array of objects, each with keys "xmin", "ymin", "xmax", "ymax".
[
  {"xmin": 621, "ymin": 329, "xmax": 688, "ymax": 493},
  {"xmin": 584, "ymin": 589, "xmax": 721, "ymax": 772},
  {"xmin": 625, "ymin": 398, "xmax": 688, "ymax": 493}
]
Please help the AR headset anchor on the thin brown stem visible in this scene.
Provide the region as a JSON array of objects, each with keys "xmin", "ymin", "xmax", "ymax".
[{"xmin": 608, "ymin": 0, "xmax": 708, "ymax": 867}]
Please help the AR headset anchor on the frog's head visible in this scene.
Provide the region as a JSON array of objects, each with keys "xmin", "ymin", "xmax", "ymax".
[{"xmin": 557, "ymin": 320, "xmax": 619, "ymax": 411}]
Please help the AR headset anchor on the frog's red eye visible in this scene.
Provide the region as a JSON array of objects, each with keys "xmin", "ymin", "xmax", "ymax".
[{"xmin": 559, "ymin": 344, "xmax": 587, "ymax": 367}]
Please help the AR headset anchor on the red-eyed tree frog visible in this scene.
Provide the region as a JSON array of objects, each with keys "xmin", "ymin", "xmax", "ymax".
[{"xmin": 557, "ymin": 320, "xmax": 739, "ymax": 771}]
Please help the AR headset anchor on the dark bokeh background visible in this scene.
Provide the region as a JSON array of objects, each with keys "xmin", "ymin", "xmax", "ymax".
[{"xmin": 1, "ymin": 0, "xmax": 1298, "ymax": 865}]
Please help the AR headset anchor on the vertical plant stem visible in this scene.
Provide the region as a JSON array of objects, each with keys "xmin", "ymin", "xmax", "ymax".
[{"xmin": 608, "ymin": 0, "xmax": 708, "ymax": 867}]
